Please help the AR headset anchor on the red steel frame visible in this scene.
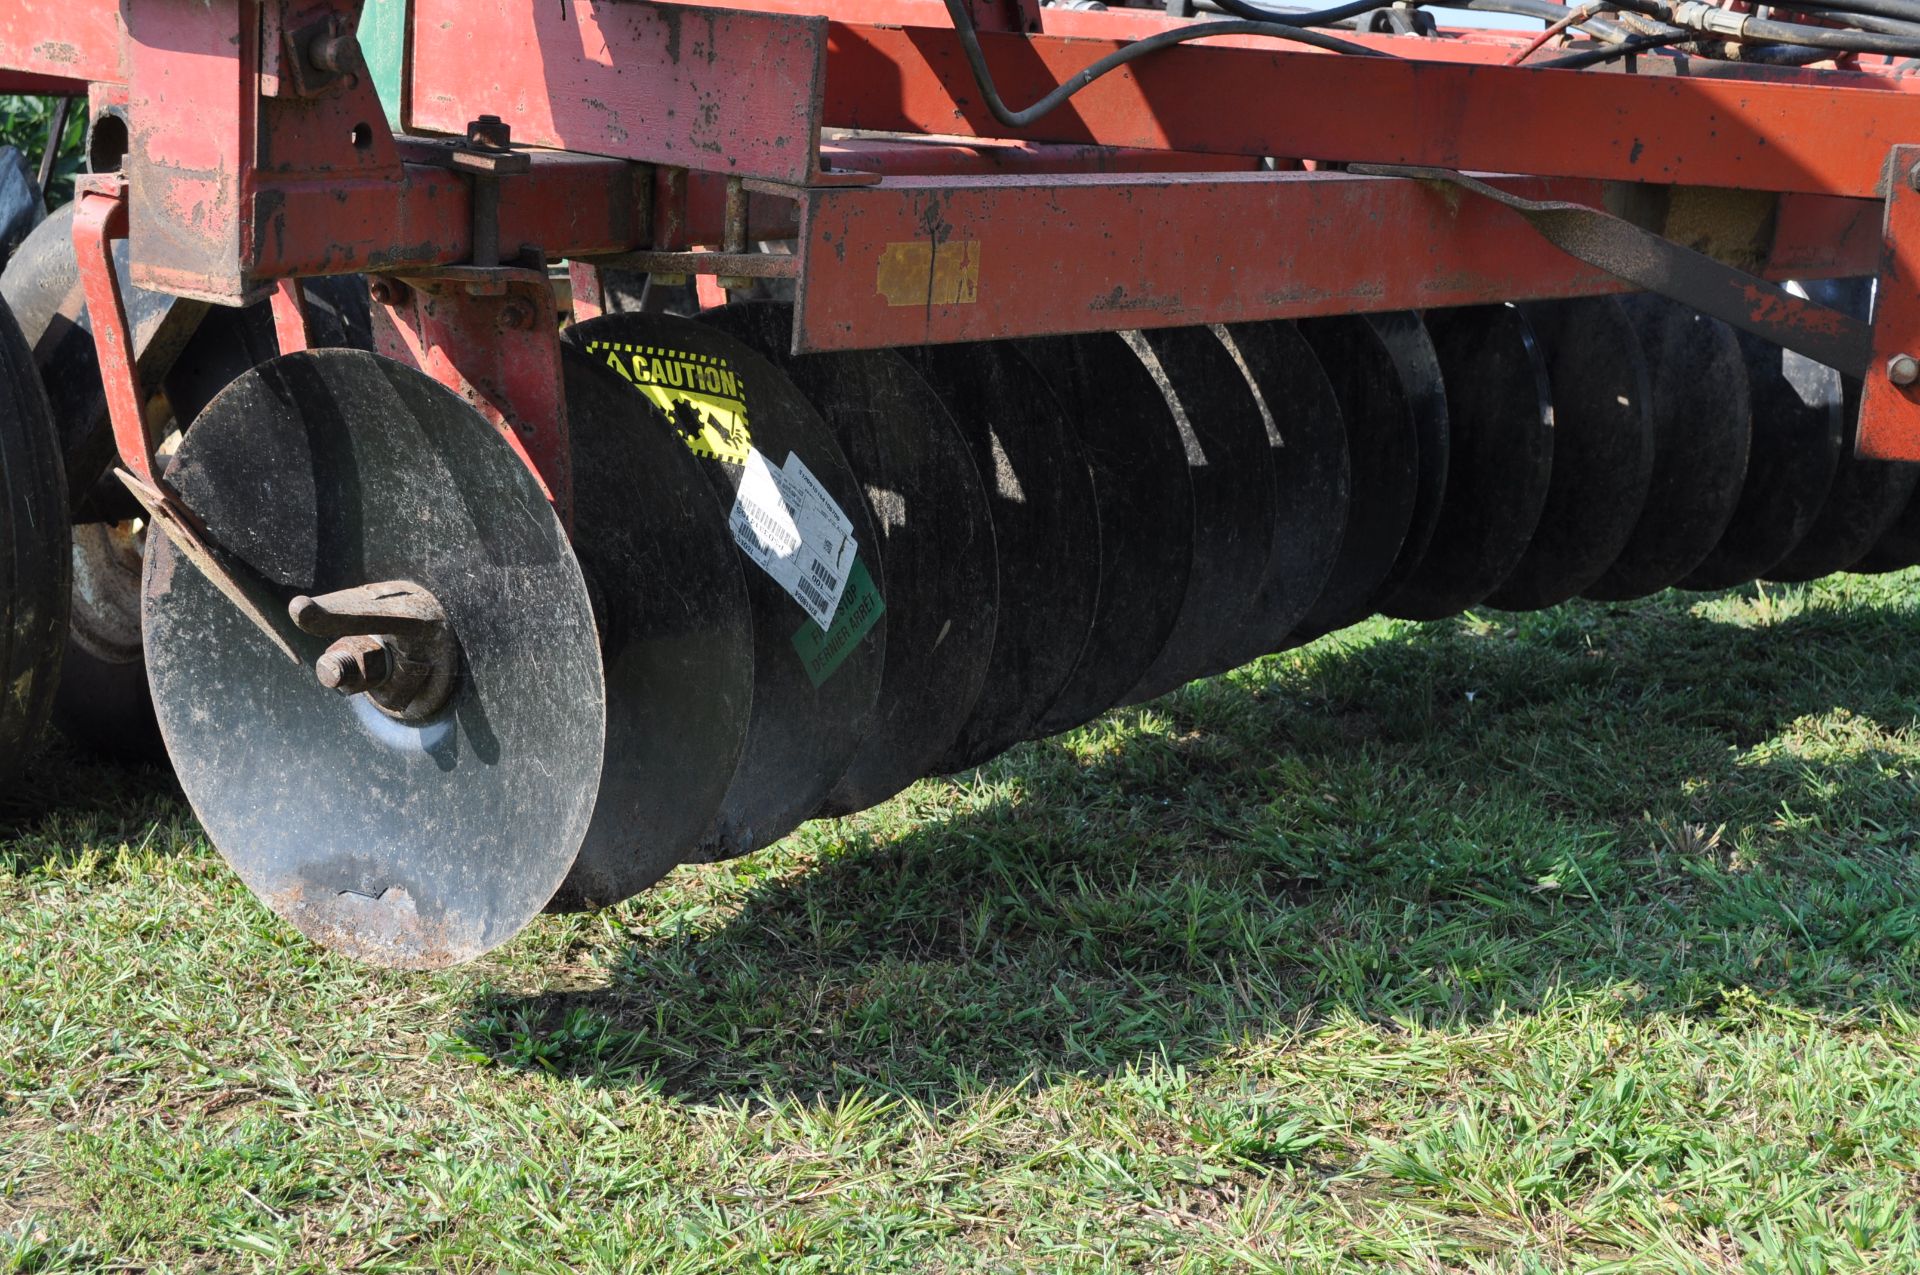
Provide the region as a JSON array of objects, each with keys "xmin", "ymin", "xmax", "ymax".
[{"xmin": 3, "ymin": 0, "xmax": 1920, "ymax": 499}]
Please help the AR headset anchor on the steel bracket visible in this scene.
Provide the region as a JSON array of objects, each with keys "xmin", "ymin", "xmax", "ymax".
[
  {"xmin": 1858, "ymin": 146, "xmax": 1920, "ymax": 461},
  {"xmin": 369, "ymin": 266, "xmax": 574, "ymax": 528}
]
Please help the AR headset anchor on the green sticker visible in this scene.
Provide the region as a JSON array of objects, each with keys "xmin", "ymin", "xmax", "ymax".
[{"xmin": 791, "ymin": 556, "xmax": 884, "ymax": 688}]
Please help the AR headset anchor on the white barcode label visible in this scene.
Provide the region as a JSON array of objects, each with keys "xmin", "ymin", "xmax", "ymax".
[{"xmin": 726, "ymin": 447, "xmax": 859, "ymax": 629}]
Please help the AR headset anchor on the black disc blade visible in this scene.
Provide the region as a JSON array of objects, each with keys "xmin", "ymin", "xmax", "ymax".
[
  {"xmin": 1767, "ymin": 280, "xmax": 1920, "ymax": 583},
  {"xmin": 1017, "ymin": 332, "xmax": 1194, "ymax": 734},
  {"xmin": 1290, "ymin": 315, "xmax": 1419, "ymax": 641},
  {"xmin": 568, "ymin": 314, "xmax": 885, "ymax": 857},
  {"xmin": 697, "ymin": 301, "xmax": 998, "ymax": 815},
  {"xmin": 142, "ymin": 350, "xmax": 606, "ymax": 968},
  {"xmin": 1487, "ymin": 297, "xmax": 1655, "ymax": 611},
  {"xmin": 1681, "ymin": 328, "xmax": 1845, "ymax": 590},
  {"xmin": 1121, "ymin": 326, "xmax": 1277, "ymax": 703},
  {"xmin": 906, "ymin": 341, "xmax": 1101, "ymax": 774},
  {"xmin": 1583, "ymin": 297, "xmax": 1753, "ymax": 602},
  {"xmin": 1382, "ymin": 305, "xmax": 1554, "ymax": 622},
  {"xmin": 548, "ymin": 346, "xmax": 755, "ymax": 912},
  {"xmin": 1205, "ymin": 320, "xmax": 1349, "ymax": 668},
  {"xmin": 1364, "ymin": 312, "xmax": 1450, "ymax": 612},
  {"xmin": 1852, "ymin": 482, "xmax": 1920, "ymax": 573}
]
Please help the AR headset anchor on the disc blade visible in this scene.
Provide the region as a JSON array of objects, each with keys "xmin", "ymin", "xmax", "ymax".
[
  {"xmin": 1205, "ymin": 320, "xmax": 1349, "ymax": 667},
  {"xmin": 697, "ymin": 301, "xmax": 997, "ymax": 815},
  {"xmin": 1583, "ymin": 297, "xmax": 1752, "ymax": 602},
  {"xmin": 1767, "ymin": 280, "xmax": 1920, "ymax": 583},
  {"xmin": 1851, "ymin": 482, "xmax": 1920, "ymax": 573},
  {"xmin": 1487, "ymin": 297, "xmax": 1655, "ymax": 611},
  {"xmin": 548, "ymin": 345, "xmax": 755, "ymax": 911},
  {"xmin": 568, "ymin": 314, "xmax": 885, "ymax": 857},
  {"xmin": 1016, "ymin": 332, "xmax": 1194, "ymax": 734},
  {"xmin": 906, "ymin": 341, "xmax": 1102, "ymax": 774},
  {"xmin": 1290, "ymin": 315, "xmax": 1419, "ymax": 641},
  {"xmin": 1381, "ymin": 305, "xmax": 1553, "ymax": 622},
  {"xmin": 142, "ymin": 350, "xmax": 606, "ymax": 969},
  {"xmin": 1680, "ymin": 327, "xmax": 1845, "ymax": 590},
  {"xmin": 1365, "ymin": 312, "xmax": 1451, "ymax": 612},
  {"xmin": 1121, "ymin": 326, "xmax": 1277, "ymax": 703}
]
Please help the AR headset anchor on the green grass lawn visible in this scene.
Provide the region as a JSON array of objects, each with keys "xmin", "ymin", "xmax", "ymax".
[{"xmin": 5, "ymin": 573, "xmax": 1920, "ymax": 1272}]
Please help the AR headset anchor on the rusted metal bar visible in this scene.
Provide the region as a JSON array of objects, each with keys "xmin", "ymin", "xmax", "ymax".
[
  {"xmin": 403, "ymin": 0, "xmax": 830, "ymax": 185},
  {"xmin": 370, "ymin": 267, "xmax": 574, "ymax": 525},
  {"xmin": 1859, "ymin": 146, "xmax": 1920, "ymax": 461},
  {"xmin": 70, "ymin": 175, "xmax": 151, "ymax": 486},
  {"xmin": 819, "ymin": 22, "xmax": 1920, "ymax": 197},
  {"xmin": 786, "ymin": 170, "xmax": 1883, "ymax": 352}
]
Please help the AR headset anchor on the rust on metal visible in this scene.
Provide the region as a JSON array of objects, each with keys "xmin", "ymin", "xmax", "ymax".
[
  {"xmin": 405, "ymin": 0, "xmax": 831, "ymax": 185},
  {"xmin": 1858, "ymin": 144, "xmax": 1920, "ymax": 461}
]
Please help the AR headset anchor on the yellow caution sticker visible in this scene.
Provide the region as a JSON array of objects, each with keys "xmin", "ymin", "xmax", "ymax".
[{"xmin": 588, "ymin": 341, "xmax": 753, "ymax": 464}]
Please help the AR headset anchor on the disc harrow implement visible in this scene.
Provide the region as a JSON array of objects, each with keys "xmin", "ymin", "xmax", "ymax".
[{"xmin": 1, "ymin": 0, "xmax": 1916, "ymax": 970}]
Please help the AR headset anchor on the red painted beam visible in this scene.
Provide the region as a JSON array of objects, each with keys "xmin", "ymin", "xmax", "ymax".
[
  {"xmin": 0, "ymin": 0, "xmax": 125, "ymax": 87},
  {"xmin": 405, "ymin": 0, "xmax": 830, "ymax": 185},
  {"xmin": 822, "ymin": 22, "xmax": 1920, "ymax": 197},
  {"xmin": 788, "ymin": 171, "xmax": 1882, "ymax": 351}
]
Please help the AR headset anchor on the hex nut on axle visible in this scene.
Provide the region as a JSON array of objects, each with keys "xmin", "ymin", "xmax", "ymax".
[{"xmin": 315, "ymin": 635, "xmax": 390, "ymax": 695}]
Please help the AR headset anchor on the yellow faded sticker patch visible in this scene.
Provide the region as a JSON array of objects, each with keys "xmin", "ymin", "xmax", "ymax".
[
  {"xmin": 589, "ymin": 341, "xmax": 753, "ymax": 463},
  {"xmin": 875, "ymin": 240, "xmax": 981, "ymax": 308}
]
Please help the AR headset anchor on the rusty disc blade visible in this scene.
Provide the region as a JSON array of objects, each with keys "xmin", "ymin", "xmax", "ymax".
[
  {"xmin": 547, "ymin": 345, "xmax": 755, "ymax": 911},
  {"xmin": 1289, "ymin": 315, "xmax": 1419, "ymax": 642},
  {"xmin": 1767, "ymin": 280, "xmax": 1920, "ymax": 583},
  {"xmin": 1487, "ymin": 298, "xmax": 1655, "ymax": 611},
  {"xmin": 568, "ymin": 314, "xmax": 885, "ymax": 858},
  {"xmin": 1682, "ymin": 328, "xmax": 1844, "ymax": 591},
  {"xmin": 1583, "ymin": 297, "xmax": 1753, "ymax": 602},
  {"xmin": 697, "ymin": 301, "xmax": 997, "ymax": 815},
  {"xmin": 1382, "ymin": 305, "xmax": 1554, "ymax": 622},
  {"xmin": 1121, "ymin": 326, "xmax": 1277, "ymax": 703},
  {"xmin": 907, "ymin": 341, "xmax": 1102, "ymax": 774},
  {"xmin": 141, "ymin": 350, "xmax": 606, "ymax": 969},
  {"xmin": 1017, "ymin": 332, "xmax": 1194, "ymax": 734}
]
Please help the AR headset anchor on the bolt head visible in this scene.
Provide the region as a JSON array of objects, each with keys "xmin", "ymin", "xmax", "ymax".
[
  {"xmin": 1889, "ymin": 354, "xmax": 1920, "ymax": 387},
  {"xmin": 316, "ymin": 636, "xmax": 390, "ymax": 695},
  {"xmin": 466, "ymin": 114, "xmax": 513, "ymax": 151}
]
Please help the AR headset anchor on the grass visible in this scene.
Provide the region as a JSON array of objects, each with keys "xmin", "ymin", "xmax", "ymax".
[{"xmin": 6, "ymin": 571, "xmax": 1920, "ymax": 1272}]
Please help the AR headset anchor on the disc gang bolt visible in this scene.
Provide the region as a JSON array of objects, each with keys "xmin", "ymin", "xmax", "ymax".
[
  {"xmin": 1889, "ymin": 354, "xmax": 1920, "ymax": 387},
  {"xmin": 315, "ymin": 635, "xmax": 391, "ymax": 695}
]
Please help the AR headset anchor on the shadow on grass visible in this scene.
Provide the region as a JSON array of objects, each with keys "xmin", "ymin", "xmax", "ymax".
[
  {"xmin": 469, "ymin": 588, "xmax": 1920, "ymax": 1101},
  {"xmin": 0, "ymin": 736, "xmax": 186, "ymax": 872}
]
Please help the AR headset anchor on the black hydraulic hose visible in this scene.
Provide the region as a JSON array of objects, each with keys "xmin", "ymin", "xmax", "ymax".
[
  {"xmin": 939, "ymin": 0, "xmax": 1387, "ymax": 130},
  {"xmin": 1767, "ymin": 0, "xmax": 1920, "ymax": 24},
  {"xmin": 1533, "ymin": 29, "xmax": 1691, "ymax": 64},
  {"xmin": 1207, "ymin": 0, "xmax": 1409, "ymax": 25},
  {"xmin": 1738, "ymin": 11, "xmax": 1920, "ymax": 48},
  {"xmin": 1456, "ymin": 0, "xmax": 1638, "ymax": 40},
  {"xmin": 1789, "ymin": 7, "xmax": 1920, "ymax": 37}
]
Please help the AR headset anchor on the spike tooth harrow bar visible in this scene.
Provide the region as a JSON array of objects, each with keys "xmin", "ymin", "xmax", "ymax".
[{"xmin": 3, "ymin": 0, "xmax": 1920, "ymax": 966}]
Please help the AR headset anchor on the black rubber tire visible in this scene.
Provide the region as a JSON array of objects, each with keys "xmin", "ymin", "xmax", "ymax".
[{"xmin": 0, "ymin": 293, "xmax": 71, "ymax": 785}]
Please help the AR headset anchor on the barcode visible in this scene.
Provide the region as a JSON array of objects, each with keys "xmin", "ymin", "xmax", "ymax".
[
  {"xmin": 807, "ymin": 559, "xmax": 840, "ymax": 594},
  {"xmin": 795, "ymin": 575, "xmax": 831, "ymax": 614},
  {"xmin": 738, "ymin": 504, "xmax": 798, "ymax": 555}
]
